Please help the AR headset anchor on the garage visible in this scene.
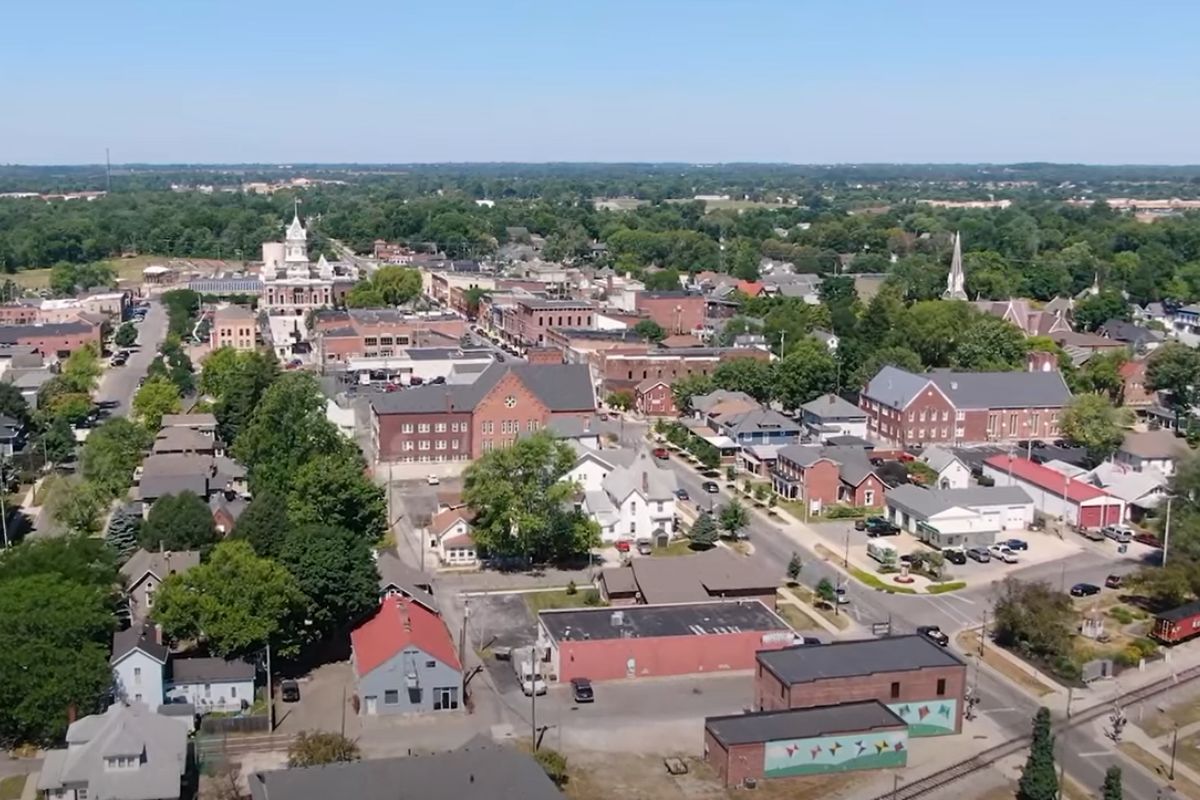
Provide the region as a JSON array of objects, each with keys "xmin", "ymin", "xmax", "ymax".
[
  {"xmin": 885, "ymin": 484, "xmax": 1034, "ymax": 549},
  {"xmin": 983, "ymin": 455, "xmax": 1124, "ymax": 530}
]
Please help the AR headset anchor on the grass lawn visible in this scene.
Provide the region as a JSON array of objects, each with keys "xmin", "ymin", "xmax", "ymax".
[
  {"xmin": 12, "ymin": 255, "xmax": 165, "ymax": 290},
  {"xmin": 524, "ymin": 588, "xmax": 603, "ymax": 614},
  {"xmin": 1142, "ymin": 698, "xmax": 1200, "ymax": 738},
  {"xmin": 776, "ymin": 603, "xmax": 820, "ymax": 631},
  {"xmin": 1176, "ymin": 731, "xmax": 1200, "ymax": 778},
  {"xmin": 786, "ymin": 585, "xmax": 851, "ymax": 631},
  {"xmin": 652, "ymin": 539, "xmax": 701, "ymax": 557},
  {"xmin": 1118, "ymin": 740, "xmax": 1200, "ymax": 798},
  {"xmin": 956, "ymin": 629, "xmax": 1057, "ymax": 697},
  {"xmin": 927, "ymin": 581, "xmax": 967, "ymax": 594},
  {"xmin": 849, "ymin": 566, "xmax": 917, "ymax": 595},
  {"xmin": 0, "ymin": 776, "xmax": 24, "ymax": 800}
]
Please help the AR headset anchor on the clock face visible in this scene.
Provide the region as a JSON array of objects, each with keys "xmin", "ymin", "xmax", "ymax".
[{"xmin": 505, "ymin": 395, "xmax": 517, "ymax": 408}]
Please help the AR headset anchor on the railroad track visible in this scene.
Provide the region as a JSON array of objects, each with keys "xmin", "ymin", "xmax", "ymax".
[{"xmin": 869, "ymin": 662, "xmax": 1200, "ymax": 800}]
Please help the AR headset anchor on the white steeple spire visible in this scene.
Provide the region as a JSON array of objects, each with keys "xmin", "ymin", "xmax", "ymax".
[
  {"xmin": 284, "ymin": 200, "xmax": 308, "ymax": 265},
  {"xmin": 943, "ymin": 231, "xmax": 967, "ymax": 301}
]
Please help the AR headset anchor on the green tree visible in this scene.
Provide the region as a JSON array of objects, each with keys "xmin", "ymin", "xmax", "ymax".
[
  {"xmin": 462, "ymin": 432, "xmax": 599, "ymax": 562},
  {"xmin": 80, "ymin": 418, "xmax": 153, "ymax": 499},
  {"xmin": 719, "ymin": 498, "xmax": 749, "ymax": 539},
  {"xmin": 1101, "ymin": 766, "xmax": 1122, "ymax": 800},
  {"xmin": 214, "ymin": 351, "xmax": 280, "ymax": 446},
  {"xmin": 605, "ymin": 389, "xmax": 633, "ymax": 412},
  {"xmin": 816, "ymin": 577, "xmax": 836, "ymax": 605},
  {"xmin": 1072, "ymin": 349, "xmax": 1127, "ymax": 402},
  {"xmin": 0, "ymin": 574, "xmax": 115, "ymax": 745},
  {"xmin": 852, "ymin": 345, "xmax": 923, "ymax": 389},
  {"xmin": 1127, "ymin": 562, "xmax": 1195, "ymax": 608},
  {"xmin": 60, "ymin": 343, "xmax": 102, "ymax": 394},
  {"xmin": 463, "ymin": 286, "xmax": 490, "ymax": 318},
  {"xmin": 40, "ymin": 391, "xmax": 93, "ymax": 427},
  {"xmin": 132, "ymin": 375, "xmax": 182, "ymax": 430},
  {"xmin": 1147, "ymin": 343, "xmax": 1200, "ymax": 426},
  {"xmin": 371, "ymin": 266, "xmax": 423, "ymax": 305},
  {"xmin": 632, "ymin": 319, "xmax": 667, "ymax": 342},
  {"xmin": 642, "ymin": 268, "xmax": 682, "ymax": 291},
  {"xmin": 0, "ymin": 381, "xmax": 30, "ymax": 427},
  {"xmin": 153, "ymin": 540, "xmax": 306, "ymax": 658},
  {"xmin": 344, "ymin": 282, "xmax": 386, "ymax": 308},
  {"xmin": 286, "ymin": 452, "xmax": 386, "ymax": 542},
  {"xmin": 1061, "ymin": 394, "xmax": 1132, "ymax": 464},
  {"xmin": 40, "ymin": 417, "xmax": 77, "ymax": 464},
  {"xmin": 0, "ymin": 535, "xmax": 118, "ymax": 590},
  {"xmin": 231, "ymin": 490, "xmax": 292, "ymax": 559},
  {"xmin": 200, "ymin": 345, "xmax": 243, "ymax": 398},
  {"xmin": 113, "ymin": 322, "xmax": 138, "ymax": 348},
  {"xmin": 786, "ymin": 552, "xmax": 803, "ymax": 584},
  {"xmin": 105, "ymin": 504, "xmax": 143, "ymax": 562},
  {"xmin": 993, "ymin": 578, "xmax": 1074, "ymax": 663},
  {"xmin": 1073, "ymin": 290, "xmax": 1130, "ymax": 332},
  {"xmin": 139, "ymin": 491, "xmax": 217, "ymax": 552},
  {"xmin": 1017, "ymin": 707, "xmax": 1059, "ymax": 800},
  {"xmin": 233, "ymin": 372, "xmax": 353, "ymax": 496},
  {"xmin": 671, "ymin": 373, "xmax": 715, "ymax": 413},
  {"xmin": 689, "ymin": 512, "xmax": 719, "ymax": 548},
  {"xmin": 951, "ymin": 315, "xmax": 1028, "ymax": 372},
  {"xmin": 773, "ymin": 339, "xmax": 837, "ymax": 410},
  {"xmin": 729, "ymin": 238, "xmax": 761, "ymax": 281},
  {"xmin": 712, "ymin": 358, "xmax": 774, "ymax": 403},
  {"xmin": 278, "ymin": 524, "xmax": 380, "ymax": 638},
  {"xmin": 46, "ymin": 478, "xmax": 104, "ymax": 535},
  {"xmin": 893, "ymin": 300, "xmax": 974, "ymax": 368},
  {"xmin": 287, "ymin": 730, "xmax": 361, "ymax": 768}
]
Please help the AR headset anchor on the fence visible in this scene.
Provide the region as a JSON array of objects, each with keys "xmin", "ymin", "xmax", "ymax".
[{"xmin": 199, "ymin": 714, "xmax": 270, "ymax": 735}]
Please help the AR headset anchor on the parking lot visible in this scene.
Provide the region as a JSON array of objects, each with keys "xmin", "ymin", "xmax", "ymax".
[
  {"xmin": 466, "ymin": 591, "xmax": 540, "ymax": 695},
  {"xmin": 809, "ymin": 520, "xmax": 1086, "ymax": 584},
  {"xmin": 273, "ymin": 661, "xmax": 360, "ymax": 738}
]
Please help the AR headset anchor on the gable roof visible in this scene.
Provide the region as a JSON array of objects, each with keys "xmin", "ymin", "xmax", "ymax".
[
  {"xmin": 601, "ymin": 450, "xmax": 679, "ymax": 504},
  {"xmin": 371, "ymin": 363, "xmax": 594, "ymax": 415},
  {"xmin": 111, "ymin": 623, "xmax": 168, "ymax": 666},
  {"xmin": 247, "ymin": 743, "xmax": 564, "ymax": 800},
  {"xmin": 171, "ymin": 657, "xmax": 255, "ymax": 683},
  {"xmin": 862, "ymin": 365, "xmax": 935, "ymax": 410},
  {"xmin": 430, "ymin": 507, "xmax": 474, "ymax": 537},
  {"xmin": 351, "ymin": 595, "xmax": 461, "ymax": 677},
  {"xmin": 375, "ymin": 549, "xmax": 438, "ymax": 613},
  {"xmin": 152, "ymin": 426, "xmax": 215, "ymax": 454},
  {"xmin": 716, "ymin": 408, "xmax": 801, "ymax": 437},
  {"xmin": 627, "ymin": 548, "xmax": 776, "ymax": 605},
  {"xmin": 1119, "ymin": 429, "xmax": 1190, "ymax": 460},
  {"xmin": 800, "ymin": 393, "xmax": 866, "ymax": 420},
  {"xmin": 984, "ymin": 455, "xmax": 1112, "ymax": 503},
  {"xmin": 864, "ymin": 365, "xmax": 1072, "ymax": 411},
  {"xmin": 887, "ymin": 484, "xmax": 1031, "ymax": 518},
  {"xmin": 691, "ymin": 389, "xmax": 756, "ymax": 414},
  {"xmin": 119, "ymin": 548, "xmax": 201, "ymax": 587},
  {"xmin": 920, "ymin": 445, "xmax": 965, "ymax": 474}
]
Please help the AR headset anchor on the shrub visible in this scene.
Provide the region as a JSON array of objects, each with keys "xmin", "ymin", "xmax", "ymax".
[
  {"xmin": 1108, "ymin": 606, "xmax": 1135, "ymax": 625},
  {"xmin": 825, "ymin": 505, "xmax": 872, "ymax": 519},
  {"xmin": 534, "ymin": 748, "xmax": 569, "ymax": 787},
  {"xmin": 565, "ymin": 580, "xmax": 577, "ymax": 596}
]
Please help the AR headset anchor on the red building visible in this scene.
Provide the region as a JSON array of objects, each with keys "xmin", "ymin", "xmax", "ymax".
[
  {"xmin": 634, "ymin": 378, "xmax": 676, "ymax": 416},
  {"xmin": 982, "ymin": 455, "xmax": 1124, "ymax": 529},
  {"xmin": 771, "ymin": 445, "xmax": 886, "ymax": 513},
  {"xmin": 755, "ymin": 637, "xmax": 967, "ymax": 736},
  {"xmin": 512, "ymin": 298, "xmax": 595, "ymax": 347},
  {"xmin": 634, "ymin": 291, "xmax": 706, "ymax": 335},
  {"xmin": 0, "ymin": 320, "xmax": 102, "ymax": 358},
  {"xmin": 595, "ymin": 345, "xmax": 770, "ymax": 394},
  {"xmin": 313, "ymin": 309, "xmax": 466, "ymax": 362},
  {"xmin": 370, "ymin": 363, "xmax": 595, "ymax": 463},
  {"xmin": 539, "ymin": 601, "xmax": 793, "ymax": 683},
  {"xmin": 860, "ymin": 365, "xmax": 1071, "ymax": 446}
]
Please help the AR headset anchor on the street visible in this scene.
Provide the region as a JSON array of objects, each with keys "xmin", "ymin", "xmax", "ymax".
[{"xmin": 97, "ymin": 301, "xmax": 168, "ymax": 416}]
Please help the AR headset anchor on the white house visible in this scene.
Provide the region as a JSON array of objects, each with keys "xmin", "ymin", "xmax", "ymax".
[
  {"xmin": 920, "ymin": 446, "xmax": 971, "ymax": 490},
  {"xmin": 885, "ymin": 484, "xmax": 1034, "ymax": 549},
  {"xmin": 1115, "ymin": 429, "xmax": 1190, "ymax": 477},
  {"xmin": 799, "ymin": 393, "xmax": 869, "ymax": 442},
  {"xmin": 110, "ymin": 624, "xmax": 168, "ymax": 711},
  {"xmin": 565, "ymin": 443, "xmax": 637, "ymax": 493},
  {"xmin": 581, "ymin": 450, "xmax": 678, "ymax": 544},
  {"xmin": 429, "ymin": 507, "xmax": 478, "ymax": 567},
  {"xmin": 167, "ymin": 657, "xmax": 256, "ymax": 713}
]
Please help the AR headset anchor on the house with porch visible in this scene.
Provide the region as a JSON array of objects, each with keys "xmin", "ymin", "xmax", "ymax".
[
  {"xmin": 799, "ymin": 393, "xmax": 868, "ymax": 442},
  {"xmin": 708, "ymin": 407, "xmax": 803, "ymax": 448},
  {"xmin": 167, "ymin": 657, "xmax": 256, "ymax": 713},
  {"xmin": 581, "ymin": 449, "xmax": 678, "ymax": 544},
  {"xmin": 429, "ymin": 506, "xmax": 478, "ymax": 567},
  {"xmin": 771, "ymin": 445, "xmax": 886, "ymax": 515}
]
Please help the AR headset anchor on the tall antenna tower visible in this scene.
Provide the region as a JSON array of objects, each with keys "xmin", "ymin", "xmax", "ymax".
[{"xmin": 105, "ymin": 148, "xmax": 112, "ymax": 193}]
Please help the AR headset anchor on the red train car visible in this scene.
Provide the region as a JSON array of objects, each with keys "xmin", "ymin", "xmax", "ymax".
[{"xmin": 1151, "ymin": 600, "xmax": 1200, "ymax": 645}]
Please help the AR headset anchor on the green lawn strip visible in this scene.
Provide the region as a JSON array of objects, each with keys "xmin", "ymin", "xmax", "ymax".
[{"xmin": 850, "ymin": 567, "xmax": 918, "ymax": 594}]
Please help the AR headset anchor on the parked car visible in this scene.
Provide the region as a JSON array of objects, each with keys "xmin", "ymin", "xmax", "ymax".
[
  {"xmin": 280, "ymin": 680, "xmax": 300, "ymax": 703},
  {"xmin": 1105, "ymin": 574, "xmax": 1124, "ymax": 590},
  {"xmin": 427, "ymin": 475, "xmax": 440, "ymax": 485},
  {"xmin": 943, "ymin": 548, "xmax": 967, "ymax": 565},
  {"xmin": 917, "ymin": 625, "xmax": 949, "ymax": 646},
  {"xmin": 1003, "ymin": 539, "xmax": 1029, "ymax": 551},
  {"xmin": 854, "ymin": 519, "xmax": 867, "ymax": 531},
  {"xmin": 967, "ymin": 547, "xmax": 991, "ymax": 563},
  {"xmin": 570, "ymin": 677, "xmax": 595, "ymax": 703},
  {"xmin": 674, "ymin": 488, "xmax": 689, "ymax": 501},
  {"xmin": 864, "ymin": 517, "xmax": 900, "ymax": 537},
  {"xmin": 835, "ymin": 586, "xmax": 850, "ymax": 604},
  {"xmin": 989, "ymin": 545, "xmax": 1019, "ymax": 564},
  {"xmin": 1102, "ymin": 525, "xmax": 1134, "ymax": 543},
  {"xmin": 1134, "ymin": 532, "xmax": 1162, "ymax": 548},
  {"xmin": 1077, "ymin": 527, "xmax": 1105, "ymax": 542},
  {"xmin": 598, "ymin": 413, "xmax": 609, "ymax": 422},
  {"xmin": 702, "ymin": 481, "xmax": 719, "ymax": 494},
  {"xmin": 653, "ymin": 448, "xmax": 669, "ymax": 460},
  {"xmin": 636, "ymin": 540, "xmax": 652, "ymax": 556},
  {"xmin": 791, "ymin": 634, "xmax": 824, "ymax": 646},
  {"xmin": 1070, "ymin": 582, "xmax": 1102, "ymax": 597},
  {"xmin": 615, "ymin": 539, "xmax": 632, "ymax": 553}
]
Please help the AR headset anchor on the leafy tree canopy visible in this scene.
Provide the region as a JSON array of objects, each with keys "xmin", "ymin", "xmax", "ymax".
[
  {"xmin": 278, "ymin": 524, "xmax": 380, "ymax": 638},
  {"xmin": 231, "ymin": 490, "xmax": 291, "ymax": 559},
  {"xmin": 140, "ymin": 491, "xmax": 218, "ymax": 552}
]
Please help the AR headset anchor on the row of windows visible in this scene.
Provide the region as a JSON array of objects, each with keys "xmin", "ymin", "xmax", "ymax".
[
  {"xmin": 396, "ymin": 454, "xmax": 471, "ymax": 463},
  {"xmin": 401, "ymin": 422, "xmax": 467, "ymax": 434},
  {"xmin": 403, "ymin": 439, "xmax": 461, "ymax": 451},
  {"xmin": 363, "ymin": 336, "xmax": 412, "ymax": 347},
  {"xmin": 907, "ymin": 409, "xmax": 965, "ymax": 423},
  {"xmin": 481, "ymin": 419, "xmax": 540, "ymax": 434}
]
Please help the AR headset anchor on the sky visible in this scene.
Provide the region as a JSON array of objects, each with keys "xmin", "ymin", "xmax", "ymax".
[{"xmin": 3, "ymin": 0, "xmax": 1198, "ymax": 165}]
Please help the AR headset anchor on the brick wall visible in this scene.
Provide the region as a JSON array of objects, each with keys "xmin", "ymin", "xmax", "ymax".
[
  {"xmin": 635, "ymin": 383, "xmax": 677, "ymax": 416},
  {"xmin": 634, "ymin": 293, "xmax": 706, "ymax": 334},
  {"xmin": 556, "ymin": 630, "xmax": 789, "ymax": 683},
  {"xmin": 704, "ymin": 731, "xmax": 766, "ymax": 787},
  {"xmin": 374, "ymin": 408, "xmax": 472, "ymax": 463},
  {"xmin": 472, "ymin": 371, "xmax": 550, "ymax": 456}
]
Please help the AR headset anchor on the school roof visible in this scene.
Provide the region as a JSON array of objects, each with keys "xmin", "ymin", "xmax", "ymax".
[
  {"xmin": 370, "ymin": 363, "xmax": 594, "ymax": 415},
  {"xmin": 983, "ymin": 455, "xmax": 1113, "ymax": 504},
  {"xmin": 351, "ymin": 595, "xmax": 461, "ymax": 677},
  {"xmin": 863, "ymin": 365, "xmax": 1072, "ymax": 411},
  {"xmin": 705, "ymin": 701, "xmax": 906, "ymax": 746},
  {"xmin": 757, "ymin": 636, "xmax": 965, "ymax": 685},
  {"xmin": 539, "ymin": 600, "xmax": 787, "ymax": 643}
]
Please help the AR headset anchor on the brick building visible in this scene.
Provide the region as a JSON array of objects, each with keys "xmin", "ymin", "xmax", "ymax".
[
  {"xmin": 771, "ymin": 445, "xmax": 886, "ymax": 513},
  {"xmin": 633, "ymin": 291, "xmax": 706, "ymax": 335},
  {"xmin": 313, "ymin": 309, "xmax": 467, "ymax": 363},
  {"xmin": 860, "ymin": 366, "xmax": 1072, "ymax": 446},
  {"xmin": 370, "ymin": 363, "xmax": 595, "ymax": 464},
  {"xmin": 0, "ymin": 320, "xmax": 102, "ymax": 358},
  {"xmin": 634, "ymin": 378, "xmax": 676, "ymax": 416},
  {"xmin": 539, "ymin": 601, "xmax": 793, "ymax": 683},
  {"xmin": 595, "ymin": 345, "xmax": 770, "ymax": 394},
  {"xmin": 210, "ymin": 305, "xmax": 257, "ymax": 351},
  {"xmin": 511, "ymin": 298, "xmax": 595, "ymax": 348},
  {"xmin": 755, "ymin": 637, "xmax": 967, "ymax": 736}
]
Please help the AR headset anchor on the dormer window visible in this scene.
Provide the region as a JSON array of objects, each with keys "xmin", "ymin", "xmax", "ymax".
[{"xmin": 105, "ymin": 755, "xmax": 139, "ymax": 770}]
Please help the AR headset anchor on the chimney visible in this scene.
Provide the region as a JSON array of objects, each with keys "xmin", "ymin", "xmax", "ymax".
[
  {"xmin": 154, "ymin": 624, "xmax": 163, "ymax": 645},
  {"xmin": 642, "ymin": 471, "xmax": 649, "ymax": 493}
]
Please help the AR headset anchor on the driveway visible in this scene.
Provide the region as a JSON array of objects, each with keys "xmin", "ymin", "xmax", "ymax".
[{"xmin": 272, "ymin": 661, "xmax": 359, "ymax": 739}]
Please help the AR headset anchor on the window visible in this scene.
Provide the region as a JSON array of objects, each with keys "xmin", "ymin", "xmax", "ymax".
[
  {"xmin": 936, "ymin": 678, "xmax": 946, "ymax": 696},
  {"xmin": 133, "ymin": 667, "xmax": 141, "ymax": 684},
  {"xmin": 401, "ymin": 423, "xmax": 413, "ymax": 434},
  {"xmin": 1008, "ymin": 413, "xmax": 1018, "ymax": 436},
  {"xmin": 780, "ymin": 683, "xmax": 785, "ymax": 699},
  {"xmin": 419, "ymin": 440, "xmax": 431, "ymax": 450},
  {"xmin": 956, "ymin": 410, "xmax": 965, "ymax": 421},
  {"xmin": 1030, "ymin": 413, "xmax": 1040, "ymax": 431},
  {"xmin": 864, "ymin": 490, "xmax": 875, "ymax": 506},
  {"xmin": 436, "ymin": 440, "xmax": 447, "ymax": 450},
  {"xmin": 919, "ymin": 410, "xmax": 927, "ymax": 422},
  {"xmin": 505, "ymin": 395, "xmax": 517, "ymax": 408},
  {"xmin": 205, "ymin": 684, "xmax": 212, "ymax": 698},
  {"xmin": 384, "ymin": 689, "xmax": 400, "ymax": 705},
  {"xmin": 403, "ymin": 441, "xmax": 414, "ymax": 451},
  {"xmin": 483, "ymin": 421, "xmax": 493, "ymax": 434},
  {"xmin": 890, "ymin": 681, "xmax": 900, "ymax": 699},
  {"xmin": 418, "ymin": 423, "xmax": 431, "ymax": 433},
  {"xmin": 426, "ymin": 660, "xmax": 436, "ymax": 668},
  {"xmin": 528, "ymin": 419, "xmax": 538, "ymax": 432},
  {"xmin": 79, "ymin": 790, "xmax": 88, "ymax": 800},
  {"xmin": 435, "ymin": 423, "xmax": 447, "ymax": 433},
  {"xmin": 451, "ymin": 440, "xmax": 460, "ymax": 450},
  {"xmin": 908, "ymin": 412, "xmax": 914, "ymax": 422},
  {"xmin": 434, "ymin": 686, "xmax": 459, "ymax": 710},
  {"xmin": 231, "ymin": 686, "xmax": 238, "ymax": 698}
]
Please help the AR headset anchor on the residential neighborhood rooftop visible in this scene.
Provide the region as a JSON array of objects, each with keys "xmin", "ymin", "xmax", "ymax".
[
  {"xmin": 984, "ymin": 455, "xmax": 1110, "ymax": 502},
  {"xmin": 705, "ymin": 700, "xmax": 906, "ymax": 746},
  {"xmin": 800, "ymin": 393, "xmax": 866, "ymax": 419},
  {"xmin": 1119, "ymin": 429, "xmax": 1190, "ymax": 460},
  {"xmin": 170, "ymin": 657, "xmax": 255, "ymax": 683},
  {"xmin": 757, "ymin": 636, "xmax": 965, "ymax": 685},
  {"xmin": 351, "ymin": 595, "xmax": 461, "ymax": 677},
  {"xmin": 539, "ymin": 599, "xmax": 787, "ymax": 643}
]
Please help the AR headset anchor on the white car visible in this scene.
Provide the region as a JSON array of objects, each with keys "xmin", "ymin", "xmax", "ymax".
[
  {"xmin": 989, "ymin": 544, "xmax": 1019, "ymax": 564},
  {"xmin": 426, "ymin": 475, "xmax": 440, "ymax": 486}
]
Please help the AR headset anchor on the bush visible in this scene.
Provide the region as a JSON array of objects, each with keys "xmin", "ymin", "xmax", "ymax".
[
  {"xmin": 1108, "ymin": 606, "xmax": 1135, "ymax": 625},
  {"xmin": 565, "ymin": 580, "xmax": 577, "ymax": 596},
  {"xmin": 534, "ymin": 748, "xmax": 569, "ymax": 787},
  {"xmin": 824, "ymin": 505, "xmax": 872, "ymax": 519}
]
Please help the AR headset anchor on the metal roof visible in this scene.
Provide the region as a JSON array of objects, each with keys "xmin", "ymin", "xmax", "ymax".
[
  {"xmin": 800, "ymin": 393, "xmax": 866, "ymax": 420},
  {"xmin": 171, "ymin": 657, "xmax": 255, "ymax": 683},
  {"xmin": 705, "ymin": 701, "xmax": 906, "ymax": 746},
  {"xmin": 539, "ymin": 599, "xmax": 787, "ymax": 643},
  {"xmin": 863, "ymin": 365, "xmax": 1072, "ymax": 411},
  {"xmin": 757, "ymin": 636, "xmax": 965, "ymax": 685}
]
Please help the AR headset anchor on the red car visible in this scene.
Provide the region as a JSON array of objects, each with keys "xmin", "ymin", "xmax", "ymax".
[
  {"xmin": 615, "ymin": 540, "xmax": 632, "ymax": 553},
  {"xmin": 1134, "ymin": 532, "xmax": 1162, "ymax": 548},
  {"xmin": 653, "ymin": 448, "xmax": 669, "ymax": 460}
]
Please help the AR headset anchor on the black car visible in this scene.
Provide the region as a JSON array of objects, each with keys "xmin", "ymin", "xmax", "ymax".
[
  {"xmin": 917, "ymin": 625, "xmax": 949, "ymax": 647},
  {"xmin": 864, "ymin": 517, "xmax": 900, "ymax": 537},
  {"xmin": 1070, "ymin": 583, "xmax": 1101, "ymax": 597},
  {"xmin": 702, "ymin": 481, "xmax": 719, "ymax": 494},
  {"xmin": 571, "ymin": 677, "xmax": 594, "ymax": 703},
  {"xmin": 1004, "ymin": 539, "xmax": 1029, "ymax": 551},
  {"xmin": 674, "ymin": 488, "xmax": 689, "ymax": 501},
  {"xmin": 943, "ymin": 549, "xmax": 967, "ymax": 565},
  {"xmin": 280, "ymin": 679, "xmax": 301, "ymax": 703}
]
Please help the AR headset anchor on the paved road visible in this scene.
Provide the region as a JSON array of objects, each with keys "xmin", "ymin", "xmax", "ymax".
[{"xmin": 96, "ymin": 302, "xmax": 168, "ymax": 417}]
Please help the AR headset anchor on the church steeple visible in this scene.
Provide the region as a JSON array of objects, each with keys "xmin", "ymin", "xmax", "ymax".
[
  {"xmin": 943, "ymin": 231, "xmax": 968, "ymax": 301},
  {"xmin": 284, "ymin": 199, "xmax": 307, "ymax": 264}
]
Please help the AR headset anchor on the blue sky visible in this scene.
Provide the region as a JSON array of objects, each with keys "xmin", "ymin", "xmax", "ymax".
[{"xmin": 4, "ymin": 0, "xmax": 1197, "ymax": 164}]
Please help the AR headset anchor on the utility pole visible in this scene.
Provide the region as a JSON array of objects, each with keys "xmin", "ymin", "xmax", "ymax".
[
  {"xmin": 459, "ymin": 600, "xmax": 470, "ymax": 701},
  {"xmin": 843, "ymin": 530, "xmax": 850, "ymax": 569},
  {"xmin": 1164, "ymin": 495, "xmax": 1174, "ymax": 568},
  {"xmin": 265, "ymin": 640, "xmax": 274, "ymax": 731},
  {"xmin": 979, "ymin": 609, "xmax": 988, "ymax": 658},
  {"xmin": 530, "ymin": 653, "xmax": 538, "ymax": 752}
]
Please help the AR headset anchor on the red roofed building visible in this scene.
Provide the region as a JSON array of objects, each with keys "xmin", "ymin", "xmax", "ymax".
[
  {"xmin": 736, "ymin": 280, "xmax": 764, "ymax": 297},
  {"xmin": 982, "ymin": 455, "xmax": 1124, "ymax": 529},
  {"xmin": 350, "ymin": 595, "xmax": 462, "ymax": 716}
]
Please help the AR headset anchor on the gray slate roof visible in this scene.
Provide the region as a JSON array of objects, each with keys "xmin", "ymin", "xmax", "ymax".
[
  {"xmin": 706, "ymin": 700, "xmax": 906, "ymax": 746},
  {"xmin": 247, "ymin": 743, "xmax": 564, "ymax": 800},
  {"xmin": 371, "ymin": 363, "xmax": 594, "ymax": 415},
  {"xmin": 627, "ymin": 548, "xmax": 777, "ymax": 605},
  {"xmin": 119, "ymin": 548, "xmax": 201, "ymax": 587},
  {"xmin": 718, "ymin": 408, "xmax": 801, "ymax": 437},
  {"xmin": 800, "ymin": 393, "xmax": 866, "ymax": 420},
  {"xmin": 864, "ymin": 365, "xmax": 1072, "ymax": 410},
  {"xmin": 691, "ymin": 389, "xmax": 756, "ymax": 414},
  {"xmin": 758, "ymin": 636, "xmax": 966, "ymax": 685},
  {"xmin": 111, "ymin": 623, "xmax": 168, "ymax": 665},
  {"xmin": 376, "ymin": 549, "xmax": 438, "ymax": 612},
  {"xmin": 920, "ymin": 445, "xmax": 963, "ymax": 474},
  {"xmin": 886, "ymin": 484, "xmax": 1032, "ymax": 519},
  {"xmin": 171, "ymin": 657, "xmax": 255, "ymax": 684},
  {"xmin": 601, "ymin": 450, "xmax": 679, "ymax": 504},
  {"xmin": 39, "ymin": 703, "xmax": 187, "ymax": 800}
]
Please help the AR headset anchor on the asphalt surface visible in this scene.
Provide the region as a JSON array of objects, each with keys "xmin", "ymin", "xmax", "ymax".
[{"xmin": 96, "ymin": 302, "xmax": 168, "ymax": 417}]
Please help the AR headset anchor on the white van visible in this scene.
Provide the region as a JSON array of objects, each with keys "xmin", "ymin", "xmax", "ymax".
[{"xmin": 867, "ymin": 540, "xmax": 899, "ymax": 567}]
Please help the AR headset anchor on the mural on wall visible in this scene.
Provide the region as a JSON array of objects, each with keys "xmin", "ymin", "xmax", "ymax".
[
  {"xmin": 887, "ymin": 698, "xmax": 957, "ymax": 736},
  {"xmin": 763, "ymin": 729, "xmax": 908, "ymax": 778}
]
